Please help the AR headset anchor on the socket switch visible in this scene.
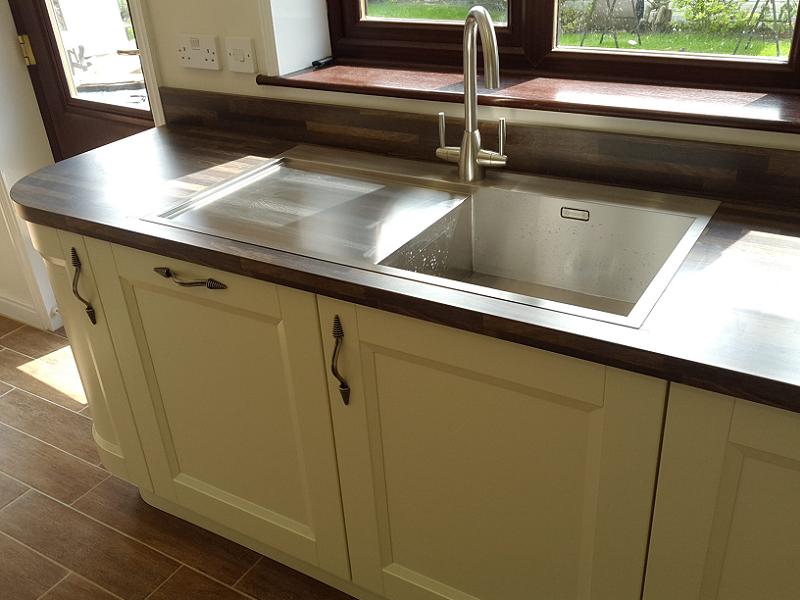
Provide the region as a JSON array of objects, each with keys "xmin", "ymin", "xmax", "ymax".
[
  {"xmin": 177, "ymin": 34, "xmax": 220, "ymax": 70},
  {"xmin": 225, "ymin": 37, "xmax": 257, "ymax": 73}
]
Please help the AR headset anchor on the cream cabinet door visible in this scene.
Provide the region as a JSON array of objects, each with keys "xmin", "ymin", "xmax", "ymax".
[
  {"xmin": 318, "ymin": 298, "xmax": 666, "ymax": 600},
  {"xmin": 27, "ymin": 225, "xmax": 150, "ymax": 487},
  {"xmin": 93, "ymin": 244, "xmax": 349, "ymax": 579},
  {"xmin": 644, "ymin": 384, "xmax": 800, "ymax": 600}
]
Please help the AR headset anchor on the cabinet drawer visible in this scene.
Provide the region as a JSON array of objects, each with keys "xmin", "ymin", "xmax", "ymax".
[{"xmin": 110, "ymin": 245, "xmax": 282, "ymax": 316}]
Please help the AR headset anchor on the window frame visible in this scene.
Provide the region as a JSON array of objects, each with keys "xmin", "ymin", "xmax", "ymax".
[
  {"xmin": 326, "ymin": 0, "xmax": 800, "ymax": 91},
  {"xmin": 327, "ymin": 0, "xmax": 533, "ymax": 69}
]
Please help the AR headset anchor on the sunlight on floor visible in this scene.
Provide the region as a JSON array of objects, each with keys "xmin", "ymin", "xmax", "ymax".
[{"xmin": 16, "ymin": 346, "xmax": 87, "ymax": 406}]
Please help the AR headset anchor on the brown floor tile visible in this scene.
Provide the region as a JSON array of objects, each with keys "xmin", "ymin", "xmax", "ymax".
[
  {"xmin": 81, "ymin": 403, "xmax": 93, "ymax": 419},
  {"xmin": 0, "ymin": 531, "xmax": 67, "ymax": 600},
  {"xmin": 0, "ymin": 326, "xmax": 70, "ymax": 359},
  {"xmin": 0, "ymin": 423, "xmax": 107, "ymax": 503},
  {"xmin": 0, "ymin": 472, "xmax": 28, "ymax": 509},
  {"xmin": 0, "ymin": 491, "xmax": 179, "ymax": 600},
  {"xmin": 0, "ymin": 348, "xmax": 87, "ymax": 411},
  {"xmin": 149, "ymin": 567, "xmax": 251, "ymax": 600},
  {"xmin": 40, "ymin": 573, "xmax": 118, "ymax": 600},
  {"xmin": 236, "ymin": 557, "xmax": 354, "ymax": 600},
  {"xmin": 0, "ymin": 315, "xmax": 23, "ymax": 338},
  {"xmin": 0, "ymin": 381, "xmax": 10, "ymax": 396},
  {"xmin": 75, "ymin": 477, "xmax": 260, "ymax": 585},
  {"xmin": 53, "ymin": 327, "xmax": 67, "ymax": 339},
  {"xmin": 0, "ymin": 388, "xmax": 100, "ymax": 465}
]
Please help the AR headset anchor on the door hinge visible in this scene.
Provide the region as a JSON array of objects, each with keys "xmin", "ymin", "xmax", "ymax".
[{"xmin": 17, "ymin": 34, "xmax": 36, "ymax": 66}]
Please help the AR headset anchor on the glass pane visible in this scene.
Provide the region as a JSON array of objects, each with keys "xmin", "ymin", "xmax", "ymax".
[
  {"xmin": 46, "ymin": 0, "xmax": 150, "ymax": 110},
  {"xmin": 557, "ymin": 0, "xmax": 798, "ymax": 61},
  {"xmin": 364, "ymin": 1, "xmax": 509, "ymax": 25}
]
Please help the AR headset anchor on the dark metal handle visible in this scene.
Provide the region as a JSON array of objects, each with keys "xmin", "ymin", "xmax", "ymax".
[
  {"xmin": 331, "ymin": 315, "xmax": 351, "ymax": 406},
  {"xmin": 70, "ymin": 248, "xmax": 96, "ymax": 325},
  {"xmin": 154, "ymin": 267, "xmax": 227, "ymax": 290}
]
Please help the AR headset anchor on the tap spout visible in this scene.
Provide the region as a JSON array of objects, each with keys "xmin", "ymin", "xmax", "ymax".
[{"xmin": 463, "ymin": 6, "xmax": 500, "ymax": 133}]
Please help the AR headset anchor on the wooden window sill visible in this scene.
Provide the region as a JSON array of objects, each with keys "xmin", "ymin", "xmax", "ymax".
[{"xmin": 256, "ymin": 64, "xmax": 800, "ymax": 134}]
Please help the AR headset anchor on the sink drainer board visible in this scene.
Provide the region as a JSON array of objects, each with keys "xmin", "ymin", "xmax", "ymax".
[
  {"xmin": 146, "ymin": 156, "xmax": 467, "ymax": 266},
  {"xmin": 144, "ymin": 154, "xmax": 718, "ymax": 329}
]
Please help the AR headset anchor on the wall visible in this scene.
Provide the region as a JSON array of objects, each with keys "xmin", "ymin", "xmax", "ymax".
[
  {"xmin": 265, "ymin": 0, "xmax": 331, "ymax": 74},
  {"xmin": 0, "ymin": 0, "xmax": 59, "ymax": 328},
  {"xmin": 142, "ymin": 0, "xmax": 800, "ymax": 152}
]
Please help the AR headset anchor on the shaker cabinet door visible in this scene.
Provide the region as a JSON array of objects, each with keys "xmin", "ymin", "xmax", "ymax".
[
  {"xmin": 644, "ymin": 384, "xmax": 800, "ymax": 600},
  {"xmin": 93, "ymin": 245, "xmax": 349, "ymax": 579},
  {"xmin": 318, "ymin": 297, "xmax": 666, "ymax": 600}
]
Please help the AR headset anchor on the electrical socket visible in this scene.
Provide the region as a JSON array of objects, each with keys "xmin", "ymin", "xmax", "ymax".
[{"xmin": 177, "ymin": 34, "xmax": 220, "ymax": 70}]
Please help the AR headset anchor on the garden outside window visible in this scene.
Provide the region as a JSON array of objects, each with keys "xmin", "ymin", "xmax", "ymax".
[{"xmin": 327, "ymin": 0, "xmax": 800, "ymax": 90}]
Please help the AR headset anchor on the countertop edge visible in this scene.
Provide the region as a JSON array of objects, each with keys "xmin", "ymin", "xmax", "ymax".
[{"xmin": 12, "ymin": 200, "xmax": 800, "ymax": 413}]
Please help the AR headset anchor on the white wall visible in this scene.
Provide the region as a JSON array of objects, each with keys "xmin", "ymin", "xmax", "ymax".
[
  {"xmin": 146, "ymin": 0, "xmax": 275, "ymax": 92},
  {"xmin": 0, "ymin": 0, "xmax": 59, "ymax": 329},
  {"xmin": 142, "ymin": 0, "xmax": 800, "ymax": 151},
  {"xmin": 263, "ymin": 0, "xmax": 331, "ymax": 75}
]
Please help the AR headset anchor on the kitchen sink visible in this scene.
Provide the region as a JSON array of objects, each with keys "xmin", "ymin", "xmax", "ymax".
[
  {"xmin": 380, "ymin": 186, "xmax": 718, "ymax": 327},
  {"xmin": 145, "ymin": 148, "xmax": 718, "ymax": 328}
]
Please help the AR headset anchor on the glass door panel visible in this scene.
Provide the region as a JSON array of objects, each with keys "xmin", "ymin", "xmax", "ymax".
[{"xmin": 46, "ymin": 0, "xmax": 149, "ymax": 110}]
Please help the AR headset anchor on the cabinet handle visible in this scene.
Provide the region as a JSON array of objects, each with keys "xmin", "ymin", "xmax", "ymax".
[
  {"xmin": 70, "ymin": 248, "xmax": 97, "ymax": 325},
  {"xmin": 153, "ymin": 267, "xmax": 227, "ymax": 290},
  {"xmin": 331, "ymin": 315, "xmax": 351, "ymax": 406}
]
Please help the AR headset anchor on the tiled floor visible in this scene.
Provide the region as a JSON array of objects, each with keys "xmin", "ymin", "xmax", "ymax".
[{"xmin": 0, "ymin": 315, "xmax": 354, "ymax": 600}]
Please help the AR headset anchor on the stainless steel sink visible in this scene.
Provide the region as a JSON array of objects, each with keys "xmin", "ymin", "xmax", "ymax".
[
  {"xmin": 145, "ymin": 148, "xmax": 718, "ymax": 328},
  {"xmin": 380, "ymin": 187, "xmax": 718, "ymax": 327}
]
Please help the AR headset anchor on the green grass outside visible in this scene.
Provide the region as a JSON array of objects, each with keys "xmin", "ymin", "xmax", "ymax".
[
  {"xmin": 366, "ymin": 1, "xmax": 508, "ymax": 24},
  {"xmin": 365, "ymin": 1, "xmax": 792, "ymax": 58},
  {"xmin": 560, "ymin": 31, "xmax": 792, "ymax": 57}
]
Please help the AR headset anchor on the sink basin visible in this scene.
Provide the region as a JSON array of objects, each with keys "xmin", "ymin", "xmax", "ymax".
[
  {"xmin": 380, "ymin": 187, "xmax": 718, "ymax": 327},
  {"xmin": 145, "ymin": 148, "xmax": 717, "ymax": 329}
]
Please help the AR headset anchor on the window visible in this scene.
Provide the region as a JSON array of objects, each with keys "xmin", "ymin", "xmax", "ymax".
[
  {"xmin": 326, "ymin": 0, "xmax": 800, "ymax": 90},
  {"xmin": 364, "ymin": 0, "xmax": 509, "ymax": 24},
  {"xmin": 557, "ymin": 0, "xmax": 797, "ymax": 60}
]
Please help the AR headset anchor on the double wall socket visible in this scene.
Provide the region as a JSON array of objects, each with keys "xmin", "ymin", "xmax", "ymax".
[{"xmin": 177, "ymin": 34, "xmax": 220, "ymax": 70}]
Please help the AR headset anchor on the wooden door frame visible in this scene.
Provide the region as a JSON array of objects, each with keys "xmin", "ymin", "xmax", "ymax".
[
  {"xmin": 128, "ymin": 0, "xmax": 165, "ymax": 126},
  {"xmin": 7, "ymin": 0, "xmax": 164, "ymax": 160}
]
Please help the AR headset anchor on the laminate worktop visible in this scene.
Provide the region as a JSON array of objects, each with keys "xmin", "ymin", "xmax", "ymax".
[{"xmin": 11, "ymin": 125, "xmax": 800, "ymax": 411}]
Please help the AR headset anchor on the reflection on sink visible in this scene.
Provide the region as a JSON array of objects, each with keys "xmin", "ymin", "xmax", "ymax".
[
  {"xmin": 380, "ymin": 188, "xmax": 718, "ymax": 327},
  {"xmin": 146, "ymin": 156, "xmax": 467, "ymax": 265}
]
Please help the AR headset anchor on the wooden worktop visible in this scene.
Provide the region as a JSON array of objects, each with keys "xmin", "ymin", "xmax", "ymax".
[{"xmin": 11, "ymin": 125, "xmax": 800, "ymax": 412}]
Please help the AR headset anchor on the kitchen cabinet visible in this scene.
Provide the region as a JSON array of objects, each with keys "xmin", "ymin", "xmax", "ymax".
[
  {"xmin": 644, "ymin": 384, "xmax": 800, "ymax": 600},
  {"xmin": 27, "ymin": 224, "xmax": 150, "ymax": 487},
  {"xmin": 38, "ymin": 229, "xmax": 799, "ymax": 600},
  {"xmin": 89, "ymin": 243, "xmax": 350, "ymax": 579},
  {"xmin": 317, "ymin": 297, "xmax": 667, "ymax": 600}
]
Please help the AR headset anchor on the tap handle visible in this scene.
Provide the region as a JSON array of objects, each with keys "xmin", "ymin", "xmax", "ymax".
[
  {"xmin": 498, "ymin": 117, "xmax": 507, "ymax": 156},
  {"xmin": 438, "ymin": 112, "xmax": 446, "ymax": 148}
]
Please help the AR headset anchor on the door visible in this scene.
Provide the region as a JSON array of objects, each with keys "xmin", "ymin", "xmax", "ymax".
[
  {"xmin": 7, "ymin": 0, "xmax": 153, "ymax": 160},
  {"xmin": 319, "ymin": 297, "xmax": 667, "ymax": 600},
  {"xmin": 91, "ymin": 244, "xmax": 350, "ymax": 579},
  {"xmin": 644, "ymin": 384, "xmax": 800, "ymax": 600}
]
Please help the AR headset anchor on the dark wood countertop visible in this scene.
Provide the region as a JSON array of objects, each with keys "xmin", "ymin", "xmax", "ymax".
[
  {"xmin": 257, "ymin": 65, "xmax": 800, "ymax": 134},
  {"xmin": 11, "ymin": 125, "xmax": 800, "ymax": 412}
]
